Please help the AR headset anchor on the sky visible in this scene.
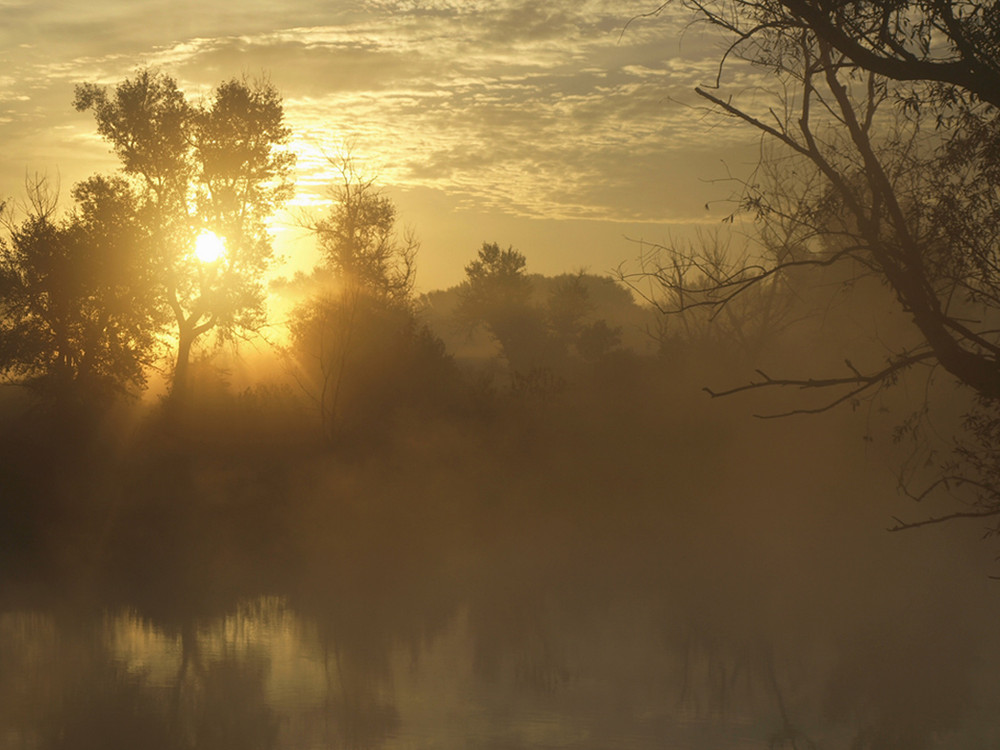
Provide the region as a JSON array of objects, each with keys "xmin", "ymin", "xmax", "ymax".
[{"xmin": 0, "ymin": 0, "xmax": 761, "ymax": 292}]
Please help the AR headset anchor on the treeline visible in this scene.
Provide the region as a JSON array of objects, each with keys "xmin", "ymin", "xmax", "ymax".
[
  {"xmin": 0, "ymin": 64, "xmax": 983, "ymax": 574},
  {"xmin": 0, "ymin": 68, "xmax": 664, "ymax": 447},
  {"xmin": 0, "ymin": 66, "xmax": 977, "ymax": 538}
]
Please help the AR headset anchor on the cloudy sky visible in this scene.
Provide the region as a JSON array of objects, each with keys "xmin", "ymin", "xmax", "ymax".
[{"xmin": 0, "ymin": 0, "xmax": 758, "ymax": 290}]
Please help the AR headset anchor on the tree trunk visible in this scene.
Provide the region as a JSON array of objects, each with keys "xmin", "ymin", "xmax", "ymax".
[{"xmin": 171, "ymin": 323, "xmax": 194, "ymax": 404}]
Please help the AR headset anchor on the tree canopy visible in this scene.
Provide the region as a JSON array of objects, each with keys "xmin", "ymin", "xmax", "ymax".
[{"xmin": 74, "ymin": 69, "xmax": 295, "ymax": 398}]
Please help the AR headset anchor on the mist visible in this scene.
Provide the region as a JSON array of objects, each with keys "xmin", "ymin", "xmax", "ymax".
[
  {"xmin": 2, "ymin": 249, "xmax": 998, "ymax": 749},
  {"xmin": 4, "ymin": 5, "xmax": 1000, "ymax": 746}
]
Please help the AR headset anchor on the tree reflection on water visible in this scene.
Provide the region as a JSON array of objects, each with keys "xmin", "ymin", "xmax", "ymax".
[{"xmin": 2, "ymin": 368, "xmax": 1000, "ymax": 749}]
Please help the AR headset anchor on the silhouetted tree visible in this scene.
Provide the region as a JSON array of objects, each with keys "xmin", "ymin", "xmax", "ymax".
[
  {"xmin": 693, "ymin": 0, "xmax": 1000, "ymax": 107},
  {"xmin": 633, "ymin": 0, "xmax": 1000, "ymax": 531},
  {"xmin": 637, "ymin": 0, "xmax": 1000, "ymax": 398},
  {"xmin": 455, "ymin": 242, "xmax": 551, "ymax": 372},
  {"xmin": 458, "ymin": 242, "xmax": 531, "ymax": 316},
  {"xmin": 0, "ymin": 176, "xmax": 160, "ymax": 409},
  {"xmin": 289, "ymin": 157, "xmax": 452, "ymax": 441},
  {"xmin": 291, "ymin": 292, "xmax": 455, "ymax": 442},
  {"xmin": 312, "ymin": 154, "xmax": 417, "ymax": 304},
  {"xmin": 455, "ymin": 251, "xmax": 637, "ymax": 377},
  {"xmin": 74, "ymin": 69, "xmax": 295, "ymax": 400}
]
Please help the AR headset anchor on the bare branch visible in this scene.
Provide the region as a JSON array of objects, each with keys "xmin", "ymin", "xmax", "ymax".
[
  {"xmin": 703, "ymin": 350, "xmax": 938, "ymax": 418},
  {"xmin": 889, "ymin": 508, "xmax": 1000, "ymax": 532}
]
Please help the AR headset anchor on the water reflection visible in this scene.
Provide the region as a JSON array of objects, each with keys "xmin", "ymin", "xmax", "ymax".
[
  {"xmin": 3, "ymin": 403, "xmax": 1000, "ymax": 749},
  {"xmin": 0, "ymin": 600, "xmax": 710, "ymax": 750},
  {"xmin": 4, "ymin": 587, "xmax": 999, "ymax": 749}
]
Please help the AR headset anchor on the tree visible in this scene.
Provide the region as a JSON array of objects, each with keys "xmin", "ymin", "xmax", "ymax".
[
  {"xmin": 312, "ymin": 154, "xmax": 417, "ymax": 304},
  {"xmin": 546, "ymin": 273, "xmax": 594, "ymax": 357},
  {"xmin": 632, "ymin": 1, "xmax": 1000, "ymax": 529},
  {"xmin": 288, "ymin": 157, "xmax": 452, "ymax": 441},
  {"xmin": 455, "ymin": 242, "xmax": 549, "ymax": 372},
  {"xmin": 0, "ymin": 176, "xmax": 160, "ymax": 409},
  {"xmin": 290, "ymin": 292, "xmax": 455, "ymax": 441},
  {"xmin": 456, "ymin": 249, "xmax": 633, "ymax": 375},
  {"xmin": 459, "ymin": 242, "xmax": 531, "ymax": 313},
  {"xmin": 74, "ymin": 69, "xmax": 295, "ymax": 399}
]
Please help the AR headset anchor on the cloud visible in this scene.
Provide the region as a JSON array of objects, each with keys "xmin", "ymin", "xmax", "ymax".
[{"xmin": 0, "ymin": 0, "xmax": 760, "ymax": 226}]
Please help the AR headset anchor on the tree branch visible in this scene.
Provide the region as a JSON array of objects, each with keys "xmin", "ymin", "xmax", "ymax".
[
  {"xmin": 780, "ymin": 0, "xmax": 1000, "ymax": 107},
  {"xmin": 889, "ymin": 508, "xmax": 1000, "ymax": 532},
  {"xmin": 703, "ymin": 350, "xmax": 938, "ymax": 418}
]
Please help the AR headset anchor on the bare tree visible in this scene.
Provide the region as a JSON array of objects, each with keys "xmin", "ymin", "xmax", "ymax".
[
  {"xmin": 631, "ymin": 0, "xmax": 1000, "ymax": 530},
  {"xmin": 620, "ymin": 227, "xmax": 804, "ymax": 362}
]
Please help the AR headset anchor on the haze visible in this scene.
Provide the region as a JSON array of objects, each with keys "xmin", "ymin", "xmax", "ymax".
[{"xmin": 2, "ymin": 1, "xmax": 999, "ymax": 749}]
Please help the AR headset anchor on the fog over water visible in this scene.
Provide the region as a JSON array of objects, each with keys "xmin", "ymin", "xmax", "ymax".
[{"xmin": 2, "ymin": 296, "xmax": 999, "ymax": 749}]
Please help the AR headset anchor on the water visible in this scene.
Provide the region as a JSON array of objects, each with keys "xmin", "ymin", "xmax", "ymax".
[
  {"xmin": 0, "ymin": 597, "xmax": 784, "ymax": 749},
  {"xmin": 4, "ymin": 536, "xmax": 1000, "ymax": 750},
  {"xmin": 3, "ymin": 405, "xmax": 1000, "ymax": 748}
]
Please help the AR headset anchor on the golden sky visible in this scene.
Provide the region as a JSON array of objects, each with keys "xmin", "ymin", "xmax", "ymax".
[{"xmin": 0, "ymin": 0, "xmax": 759, "ymax": 291}]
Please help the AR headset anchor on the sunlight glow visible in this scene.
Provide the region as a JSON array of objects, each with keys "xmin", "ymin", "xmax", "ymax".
[{"xmin": 195, "ymin": 230, "xmax": 226, "ymax": 264}]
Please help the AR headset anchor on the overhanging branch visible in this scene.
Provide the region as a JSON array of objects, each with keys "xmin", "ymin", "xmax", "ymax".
[
  {"xmin": 703, "ymin": 350, "xmax": 938, "ymax": 418},
  {"xmin": 889, "ymin": 508, "xmax": 1000, "ymax": 532}
]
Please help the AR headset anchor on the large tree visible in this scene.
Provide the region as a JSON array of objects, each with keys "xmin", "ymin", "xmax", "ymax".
[
  {"xmin": 74, "ymin": 69, "xmax": 295, "ymax": 399},
  {"xmin": 631, "ymin": 1, "xmax": 1000, "ymax": 528}
]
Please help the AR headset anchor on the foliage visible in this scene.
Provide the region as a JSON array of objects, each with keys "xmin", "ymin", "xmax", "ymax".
[
  {"xmin": 455, "ymin": 242, "xmax": 546, "ymax": 372},
  {"xmin": 74, "ymin": 68, "xmax": 295, "ymax": 397},
  {"xmin": 455, "ymin": 245, "xmax": 633, "ymax": 374},
  {"xmin": 460, "ymin": 246, "xmax": 634, "ymax": 374},
  {"xmin": 546, "ymin": 273, "xmax": 594, "ymax": 356},
  {"xmin": 458, "ymin": 242, "xmax": 532, "ymax": 318},
  {"xmin": 0, "ymin": 176, "xmax": 160, "ymax": 407},
  {"xmin": 576, "ymin": 319, "xmax": 623, "ymax": 363},
  {"xmin": 289, "ymin": 157, "xmax": 452, "ymax": 441},
  {"xmin": 290, "ymin": 292, "xmax": 457, "ymax": 441},
  {"xmin": 312, "ymin": 154, "xmax": 417, "ymax": 304}
]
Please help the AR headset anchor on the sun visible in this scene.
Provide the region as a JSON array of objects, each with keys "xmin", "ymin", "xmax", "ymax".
[{"xmin": 195, "ymin": 230, "xmax": 226, "ymax": 264}]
